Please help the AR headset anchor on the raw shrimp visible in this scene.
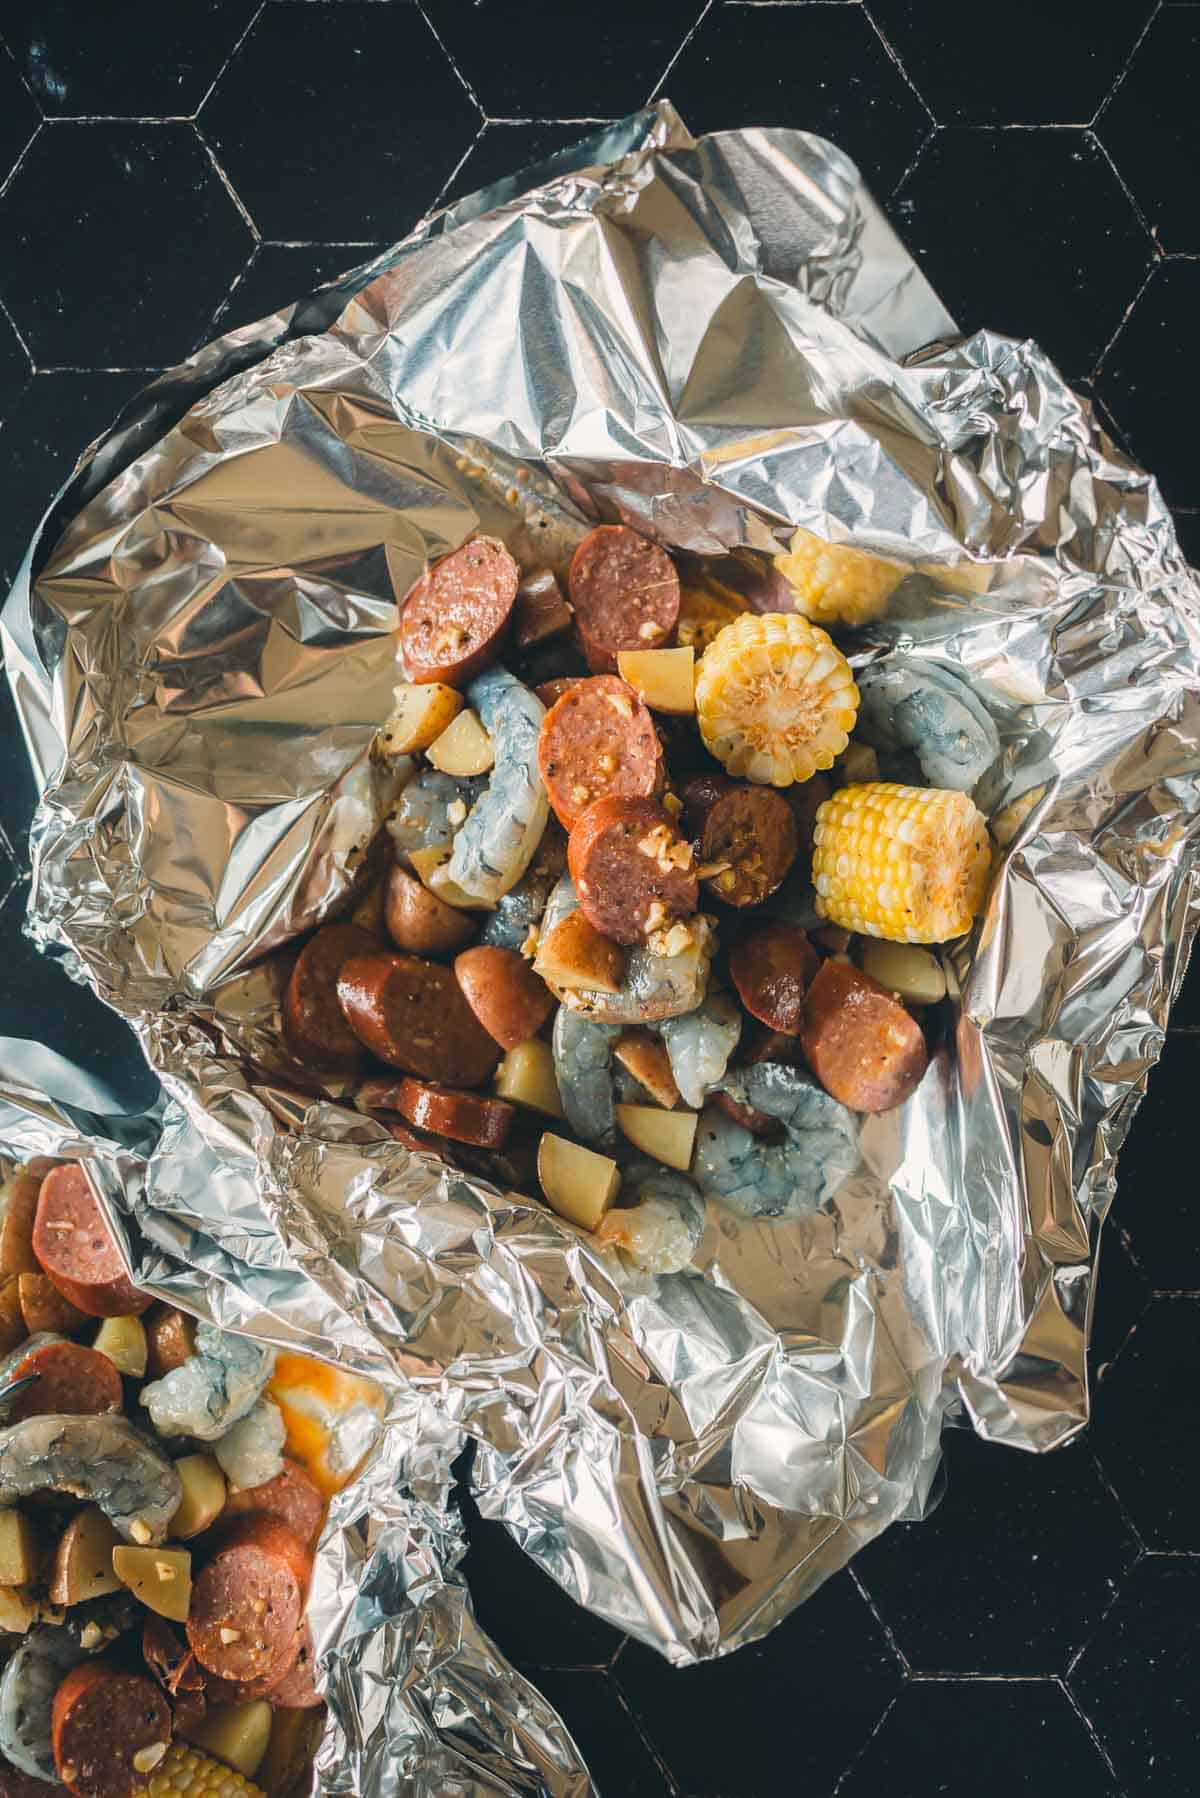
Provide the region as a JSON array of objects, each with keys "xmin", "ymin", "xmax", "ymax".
[
  {"xmin": 853, "ymin": 659, "xmax": 1000, "ymax": 793},
  {"xmin": 692, "ymin": 1064, "xmax": 858, "ymax": 1218},
  {"xmin": 660, "ymin": 990, "xmax": 742, "ymax": 1110},
  {"xmin": 387, "ymin": 768, "xmax": 482, "ymax": 861},
  {"xmin": 213, "ymin": 1395, "xmax": 286, "ymax": 1490},
  {"xmin": 0, "ymin": 1413, "xmax": 182, "ymax": 1541},
  {"xmin": 552, "ymin": 1005, "xmax": 620, "ymax": 1144},
  {"xmin": 0, "ymin": 1331, "xmax": 63, "ymax": 1398},
  {"xmin": 596, "ymin": 1168, "xmax": 705, "ymax": 1279},
  {"xmin": 0, "ymin": 1625, "xmax": 85, "ymax": 1780},
  {"xmin": 444, "ymin": 667, "xmax": 550, "ymax": 904},
  {"xmin": 541, "ymin": 875, "xmax": 714, "ymax": 1025},
  {"xmin": 479, "ymin": 821, "xmax": 566, "ymax": 952},
  {"xmin": 140, "ymin": 1321, "xmax": 275, "ymax": 1443}
]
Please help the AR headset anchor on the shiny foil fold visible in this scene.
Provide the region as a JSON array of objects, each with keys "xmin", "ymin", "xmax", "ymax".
[
  {"xmin": 0, "ymin": 1047, "xmax": 594, "ymax": 1796},
  {"xmin": 5, "ymin": 103, "xmax": 1200, "ymax": 1666}
]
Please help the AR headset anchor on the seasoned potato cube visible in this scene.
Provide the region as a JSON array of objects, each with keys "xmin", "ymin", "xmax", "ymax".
[
  {"xmin": 859, "ymin": 938, "xmax": 947, "ymax": 1006},
  {"xmin": 49, "ymin": 1507, "xmax": 122, "ymax": 1606},
  {"xmin": 184, "ymin": 1700, "xmax": 273, "ymax": 1780},
  {"xmin": 112, "ymin": 1545, "xmax": 192, "ymax": 1623},
  {"xmin": 0, "ymin": 1511, "xmax": 39, "ymax": 1587},
  {"xmin": 426, "ymin": 709, "xmax": 494, "ymax": 777},
  {"xmin": 377, "ymin": 682, "xmax": 463, "ymax": 757},
  {"xmin": 613, "ymin": 1031, "xmax": 680, "ymax": 1109},
  {"xmin": 0, "ymin": 1587, "xmax": 37, "ymax": 1634},
  {"xmin": 169, "ymin": 1453, "xmax": 227, "ymax": 1540},
  {"xmin": 92, "ymin": 1314, "xmax": 148, "ymax": 1378},
  {"xmin": 614, "ymin": 1104, "xmax": 697, "ymax": 1172},
  {"xmin": 616, "ymin": 647, "xmax": 696, "ymax": 715},
  {"xmin": 494, "ymin": 1039, "xmax": 564, "ymax": 1119},
  {"xmin": 534, "ymin": 911, "xmax": 625, "ymax": 995},
  {"xmin": 537, "ymin": 1135, "xmax": 620, "ymax": 1232}
]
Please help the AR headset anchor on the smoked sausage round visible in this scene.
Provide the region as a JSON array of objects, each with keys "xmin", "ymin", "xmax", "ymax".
[
  {"xmin": 681, "ymin": 774, "xmax": 798, "ymax": 907},
  {"xmin": 568, "ymin": 797, "xmax": 698, "ymax": 946},
  {"xmin": 537, "ymin": 675, "xmax": 665, "ymax": 830},
  {"xmin": 51, "ymin": 1663, "xmax": 170, "ymax": 1798},
  {"xmin": 31, "ymin": 1165, "xmax": 151, "ymax": 1320},
  {"xmin": 282, "ymin": 923, "xmax": 378, "ymax": 1070},
  {"xmin": 729, "ymin": 922, "xmax": 819, "ymax": 1035},
  {"xmin": 186, "ymin": 1516, "xmax": 310, "ymax": 1691},
  {"xmin": 800, "ymin": 959, "xmax": 929, "ymax": 1114},
  {"xmin": 336, "ymin": 953, "xmax": 500, "ymax": 1085},
  {"xmin": 567, "ymin": 526, "xmax": 680, "ymax": 672},
  {"xmin": 399, "ymin": 536, "xmax": 519, "ymax": 685}
]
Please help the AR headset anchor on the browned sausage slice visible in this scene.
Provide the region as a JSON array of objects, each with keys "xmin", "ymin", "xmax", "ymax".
[
  {"xmin": 187, "ymin": 1517, "xmax": 310, "ymax": 1690},
  {"xmin": 384, "ymin": 864, "xmax": 477, "ymax": 959},
  {"xmin": 144, "ymin": 1305, "xmax": 196, "ymax": 1381},
  {"xmin": 336, "ymin": 953, "xmax": 500, "ymax": 1085},
  {"xmin": 391, "ymin": 1080, "xmax": 514, "ymax": 1149},
  {"xmin": 31, "ymin": 1165, "xmax": 151, "ymax": 1320},
  {"xmin": 729, "ymin": 922, "xmax": 819, "ymax": 1035},
  {"xmin": 453, "ymin": 945, "xmax": 554, "ymax": 1049},
  {"xmin": 800, "ymin": 959, "xmax": 928, "ymax": 1114},
  {"xmin": 533, "ymin": 676, "xmax": 583, "ymax": 710},
  {"xmin": 567, "ymin": 797, "xmax": 698, "ymax": 946},
  {"xmin": 52, "ymin": 1662, "xmax": 171, "ymax": 1798},
  {"xmin": 681, "ymin": 775, "xmax": 798, "ymax": 907},
  {"xmin": 567, "ymin": 525, "xmax": 680, "ymax": 672},
  {"xmin": 0, "ymin": 1759, "xmax": 65, "ymax": 1798},
  {"xmin": 267, "ymin": 1625, "xmax": 324, "ymax": 1710},
  {"xmin": 9, "ymin": 1341, "xmax": 123, "ymax": 1423},
  {"xmin": 223, "ymin": 1458, "xmax": 324, "ymax": 1550},
  {"xmin": 740, "ymin": 1023, "xmax": 806, "ymax": 1068},
  {"xmin": 17, "ymin": 1272, "xmax": 87, "ymax": 1335},
  {"xmin": 399, "ymin": 536, "xmax": 519, "ymax": 686},
  {"xmin": 513, "ymin": 568, "xmax": 573, "ymax": 650},
  {"xmin": 282, "ymin": 923, "xmax": 378, "ymax": 1071},
  {"xmin": 537, "ymin": 675, "xmax": 664, "ymax": 829}
]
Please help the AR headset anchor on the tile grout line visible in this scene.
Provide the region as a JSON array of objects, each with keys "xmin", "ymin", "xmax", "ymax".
[
  {"xmin": 426, "ymin": 116, "xmax": 489, "ymax": 213},
  {"xmin": 1088, "ymin": 127, "xmax": 1159, "ymax": 253},
  {"xmin": 848, "ymin": 1565, "xmax": 912, "ymax": 1675},
  {"xmin": 859, "ymin": 1, "xmax": 939, "ymax": 128},
  {"xmin": 1090, "ymin": 254, "xmax": 1158, "ymax": 384},
  {"xmin": 191, "ymin": 0, "xmax": 268, "ymax": 120},
  {"xmin": 0, "ymin": 28, "xmax": 44, "ymax": 112},
  {"xmin": 1057, "ymin": 1675, "xmax": 1130, "ymax": 1796},
  {"xmin": 193, "ymin": 246, "xmax": 260, "ymax": 349},
  {"xmin": 0, "ymin": 120, "xmax": 42, "ymax": 202},
  {"xmin": 1090, "ymin": 0, "xmax": 1162, "ymax": 129},
  {"xmin": 608, "ymin": 1669, "xmax": 683, "ymax": 1796},
  {"xmin": 1064, "ymin": 1540, "xmax": 1142, "ymax": 1679},
  {"xmin": 645, "ymin": 0, "xmax": 719, "ymax": 109},
  {"xmin": 830, "ymin": 1691, "xmax": 899, "ymax": 1797},
  {"xmin": 190, "ymin": 119, "xmax": 262, "ymax": 243},
  {"xmin": 410, "ymin": 0, "xmax": 486, "ymax": 118},
  {"xmin": 0, "ymin": 294, "xmax": 33, "ymax": 370}
]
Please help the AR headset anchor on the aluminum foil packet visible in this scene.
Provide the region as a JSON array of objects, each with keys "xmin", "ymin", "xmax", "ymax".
[
  {"xmin": 0, "ymin": 1044, "xmax": 594, "ymax": 1795},
  {"xmin": 5, "ymin": 102, "xmax": 1200, "ymax": 1666}
]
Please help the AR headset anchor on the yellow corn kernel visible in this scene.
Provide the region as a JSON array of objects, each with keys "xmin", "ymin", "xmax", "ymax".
[
  {"xmin": 694, "ymin": 611, "xmax": 859, "ymax": 786},
  {"xmin": 676, "ymin": 585, "xmax": 747, "ymax": 653},
  {"xmin": 775, "ymin": 526, "xmax": 905, "ymax": 628},
  {"xmin": 812, "ymin": 782, "xmax": 991, "ymax": 944},
  {"xmin": 135, "ymin": 1740, "xmax": 265, "ymax": 1797}
]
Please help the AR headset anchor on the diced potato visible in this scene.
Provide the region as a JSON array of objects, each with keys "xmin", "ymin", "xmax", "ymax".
[
  {"xmin": 494, "ymin": 1039, "xmax": 564, "ymax": 1119},
  {"xmin": 258, "ymin": 1707, "xmax": 324, "ymax": 1798},
  {"xmin": 616, "ymin": 647, "xmax": 696, "ymax": 715},
  {"xmin": 534, "ymin": 911, "xmax": 625, "ymax": 995},
  {"xmin": 837, "ymin": 741, "xmax": 880, "ymax": 786},
  {"xmin": 377, "ymin": 681, "xmax": 463, "ymax": 757},
  {"xmin": 859, "ymin": 939, "xmax": 947, "ymax": 1006},
  {"xmin": 0, "ymin": 1511, "xmax": 39, "ymax": 1587},
  {"xmin": 537, "ymin": 1135, "xmax": 620, "ymax": 1232},
  {"xmin": 185, "ymin": 1701, "xmax": 273, "ymax": 1781},
  {"xmin": 92, "ymin": 1314, "xmax": 148, "ymax": 1378},
  {"xmin": 0, "ymin": 1277, "xmax": 24, "ymax": 1355},
  {"xmin": 0, "ymin": 1168, "xmax": 40, "ymax": 1277},
  {"xmin": 169, "ymin": 1453, "xmax": 227, "ymax": 1540},
  {"xmin": 48, "ymin": 1506, "xmax": 122, "ymax": 1606},
  {"xmin": 613, "ymin": 1031, "xmax": 680, "ymax": 1109},
  {"xmin": 111, "ymin": 1545, "xmax": 192, "ymax": 1624},
  {"xmin": 426, "ymin": 708, "xmax": 494, "ymax": 777},
  {"xmin": 614, "ymin": 1105, "xmax": 697, "ymax": 1172},
  {"xmin": 0, "ymin": 1587, "xmax": 37, "ymax": 1634}
]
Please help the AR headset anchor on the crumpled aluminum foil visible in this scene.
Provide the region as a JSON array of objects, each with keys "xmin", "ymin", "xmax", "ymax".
[
  {"xmin": 5, "ymin": 101, "xmax": 1200, "ymax": 1667},
  {"xmin": 0, "ymin": 1044, "xmax": 594, "ymax": 1795}
]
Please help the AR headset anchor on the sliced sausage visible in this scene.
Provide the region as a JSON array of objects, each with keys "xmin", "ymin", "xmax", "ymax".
[
  {"xmin": 223, "ymin": 1458, "xmax": 324, "ymax": 1550},
  {"xmin": 336, "ymin": 953, "xmax": 501, "ymax": 1085},
  {"xmin": 384, "ymin": 864, "xmax": 478, "ymax": 959},
  {"xmin": 187, "ymin": 1517, "xmax": 310, "ymax": 1690},
  {"xmin": 729, "ymin": 922, "xmax": 819, "ymax": 1035},
  {"xmin": 0, "ymin": 1279, "xmax": 24, "ymax": 1355},
  {"xmin": 537, "ymin": 675, "xmax": 664, "ymax": 829},
  {"xmin": 399, "ymin": 536, "xmax": 519, "ymax": 686},
  {"xmin": 144, "ymin": 1305, "xmax": 196, "ymax": 1381},
  {"xmin": 391, "ymin": 1080, "xmax": 514, "ymax": 1149},
  {"xmin": 31, "ymin": 1165, "xmax": 150, "ymax": 1320},
  {"xmin": 567, "ymin": 525, "xmax": 680, "ymax": 672},
  {"xmin": 800, "ymin": 959, "xmax": 929, "ymax": 1114},
  {"xmin": 265, "ymin": 1626, "xmax": 323, "ymax": 1710},
  {"xmin": 533, "ymin": 676, "xmax": 583, "ymax": 709},
  {"xmin": 681, "ymin": 775, "xmax": 798, "ymax": 908},
  {"xmin": 0, "ymin": 1760, "xmax": 61, "ymax": 1798},
  {"xmin": 453, "ymin": 945, "xmax": 554, "ymax": 1049},
  {"xmin": 51, "ymin": 1662, "xmax": 171, "ymax": 1798},
  {"xmin": 567, "ymin": 797, "xmax": 698, "ymax": 947},
  {"xmin": 513, "ymin": 568, "xmax": 573, "ymax": 650},
  {"xmin": 9, "ymin": 1342, "xmax": 123, "ymax": 1423},
  {"xmin": 282, "ymin": 923, "xmax": 377, "ymax": 1071},
  {"xmin": 17, "ymin": 1272, "xmax": 86, "ymax": 1336}
]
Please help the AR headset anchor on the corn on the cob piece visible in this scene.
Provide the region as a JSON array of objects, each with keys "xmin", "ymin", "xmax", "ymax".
[
  {"xmin": 694, "ymin": 612, "xmax": 858, "ymax": 786},
  {"xmin": 676, "ymin": 585, "xmax": 747, "ymax": 653},
  {"xmin": 134, "ymin": 1741, "xmax": 264, "ymax": 1797},
  {"xmin": 775, "ymin": 527, "xmax": 905, "ymax": 629},
  {"xmin": 812, "ymin": 782, "xmax": 991, "ymax": 943}
]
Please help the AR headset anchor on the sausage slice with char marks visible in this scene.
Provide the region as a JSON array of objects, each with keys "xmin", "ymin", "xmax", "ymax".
[
  {"xmin": 681, "ymin": 775, "xmax": 798, "ymax": 907},
  {"xmin": 729, "ymin": 922, "xmax": 819, "ymax": 1035},
  {"xmin": 282, "ymin": 924, "xmax": 377, "ymax": 1071},
  {"xmin": 187, "ymin": 1517, "xmax": 310, "ymax": 1692},
  {"xmin": 336, "ymin": 953, "xmax": 501, "ymax": 1085},
  {"xmin": 51, "ymin": 1662, "xmax": 170, "ymax": 1798},
  {"xmin": 391, "ymin": 1080, "xmax": 514, "ymax": 1149}
]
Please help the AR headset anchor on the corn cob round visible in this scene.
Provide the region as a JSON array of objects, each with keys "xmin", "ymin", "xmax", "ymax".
[
  {"xmin": 694, "ymin": 612, "xmax": 859, "ymax": 786},
  {"xmin": 134, "ymin": 1742, "xmax": 265, "ymax": 1797},
  {"xmin": 775, "ymin": 527, "xmax": 905, "ymax": 629},
  {"xmin": 812, "ymin": 781, "xmax": 991, "ymax": 943}
]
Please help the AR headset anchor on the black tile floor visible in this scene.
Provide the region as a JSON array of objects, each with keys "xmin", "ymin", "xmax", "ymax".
[{"xmin": 0, "ymin": 4, "xmax": 1197, "ymax": 1793}]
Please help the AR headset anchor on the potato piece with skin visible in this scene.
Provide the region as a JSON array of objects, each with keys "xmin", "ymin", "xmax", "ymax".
[
  {"xmin": 184, "ymin": 1700, "xmax": 273, "ymax": 1780},
  {"xmin": 170, "ymin": 1454, "xmax": 227, "ymax": 1540},
  {"xmin": 494, "ymin": 1039, "xmax": 564, "ymax": 1119},
  {"xmin": 0, "ymin": 1511, "xmax": 39, "ymax": 1587},
  {"xmin": 112, "ymin": 1545, "xmax": 192, "ymax": 1623},
  {"xmin": 614, "ymin": 1031, "xmax": 680, "ymax": 1109},
  {"xmin": 614, "ymin": 1104, "xmax": 697, "ymax": 1172},
  {"xmin": 385, "ymin": 863, "xmax": 477, "ymax": 957},
  {"xmin": 455, "ymin": 946, "xmax": 555, "ymax": 1050},
  {"xmin": 0, "ymin": 1169, "xmax": 40, "ymax": 1277},
  {"xmin": 0, "ymin": 1277, "xmax": 24, "ymax": 1354},
  {"xmin": 859, "ymin": 938, "xmax": 947, "ymax": 1006},
  {"xmin": 378, "ymin": 682, "xmax": 463, "ymax": 756},
  {"xmin": 92, "ymin": 1314, "xmax": 148, "ymax": 1377},
  {"xmin": 49, "ymin": 1506, "xmax": 122, "ymax": 1606},
  {"xmin": 537, "ymin": 1134, "xmax": 620, "ymax": 1231},
  {"xmin": 426, "ymin": 709, "xmax": 494, "ymax": 777},
  {"xmin": 533, "ymin": 910, "xmax": 625, "ymax": 996},
  {"xmin": 616, "ymin": 647, "xmax": 696, "ymax": 715},
  {"xmin": 145, "ymin": 1305, "xmax": 195, "ymax": 1380},
  {"xmin": 0, "ymin": 1587, "xmax": 37, "ymax": 1633}
]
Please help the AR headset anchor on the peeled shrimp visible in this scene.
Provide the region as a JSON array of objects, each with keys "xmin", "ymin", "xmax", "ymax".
[
  {"xmin": 692, "ymin": 1064, "xmax": 858, "ymax": 1218},
  {"xmin": 387, "ymin": 767, "xmax": 482, "ymax": 860},
  {"xmin": 552, "ymin": 1005, "xmax": 620, "ymax": 1144},
  {"xmin": 480, "ymin": 822, "xmax": 566, "ymax": 952},
  {"xmin": 595, "ymin": 1168, "xmax": 705, "ymax": 1280},
  {"xmin": 444, "ymin": 667, "xmax": 550, "ymax": 904},
  {"xmin": 659, "ymin": 990, "xmax": 742, "ymax": 1110},
  {"xmin": 140, "ymin": 1322, "xmax": 275, "ymax": 1443},
  {"xmin": 213, "ymin": 1395, "xmax": 286, "ymax": 1490},
  {"xmin": 853, "ymin": 659, "xmax": 999, "ymax": 793}
]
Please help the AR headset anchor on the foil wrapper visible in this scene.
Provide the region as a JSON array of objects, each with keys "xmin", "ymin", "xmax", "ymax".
[
  {"xmin": 5, "ymin": 103, "xmax": 1200, "ymax": 1665},
  {"xmin": 0, "ymin": 1045, "xmax": 593, "ymax": 1795}
]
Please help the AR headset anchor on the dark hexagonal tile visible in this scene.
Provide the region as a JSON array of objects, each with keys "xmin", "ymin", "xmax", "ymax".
[
  {"xmin": 2, "ymin": 0, "xmax": 256, "ymax": 118},
  {"xmin": 855, "ymin": 1430, "xmax": 1137, "ymax": 1675},
  {"xmin": 1176, "ymin": 511, "xmax": 1200, "ymax": 571},
  {"xmin": 440, "ymin": 121, "xmax": 599, "ymax": 210},
  {"xmin": 1071, "ymin": 1557, "xmax": 1200, "ymax": 1796},
  {"xmin": 530, "ymin": 1671, "xmax": 672, "ymax": 1798},
  {"xmin": 1098, "ymin": 261, "xmax": 1200, "ymax": 513},
  {"xmin": 838, "ymin": 1679, "xmax": 1119, "ymax": 1797},
  {"xmin": 201, "ymin": 5, "xmax": 479, "ymax": 242},
  {"xmin": 0, "ymin": 303, "xmax": 30, "ymax": 427},
  {"xmin": 1091, "ymin": 1299, "xmax": 1200, "ymax": 1549},
  {"xmin": 1089, "ymin": 1223, "xmax": 1149, "ymax": 1379},
  {"xmin": 1097, "ymin": 6, "xmax": 1200, "ymax": 254},
  {"xmin": 1103, "ymin": 1033, "xmax": 1200, "ymax": 1290},
  {"xmin": 891, "ymin": 129, "xmax": 1151, "ymax": 380},
  {"xmin": 615, "ymin": 1568, "xmax": 901, "ymax": 1795},
  {"xmin": 0, "ymin": 124, "xmax": 252, "ymax": 367},
  {"xmin": 869, "ymin": 0, "xmax": 1155, "ymax": 126},
  {"xmin": 422, "ymin": 0, "xmax": 697, "ymax": 120},
  {"xmin": 460, "ymin": 1502, "xmax": 626, "ymax": 1671},
  {"xmin": 202, "ymin": 242, "xmax": 384, "ymax": 343},
  {"xmin": 657, "ymin": 3, "xmax": 930, "ymax": 196},
  {"xmin": 0, "ymin": 47, "xmax": 39, "ymax": 189}
]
